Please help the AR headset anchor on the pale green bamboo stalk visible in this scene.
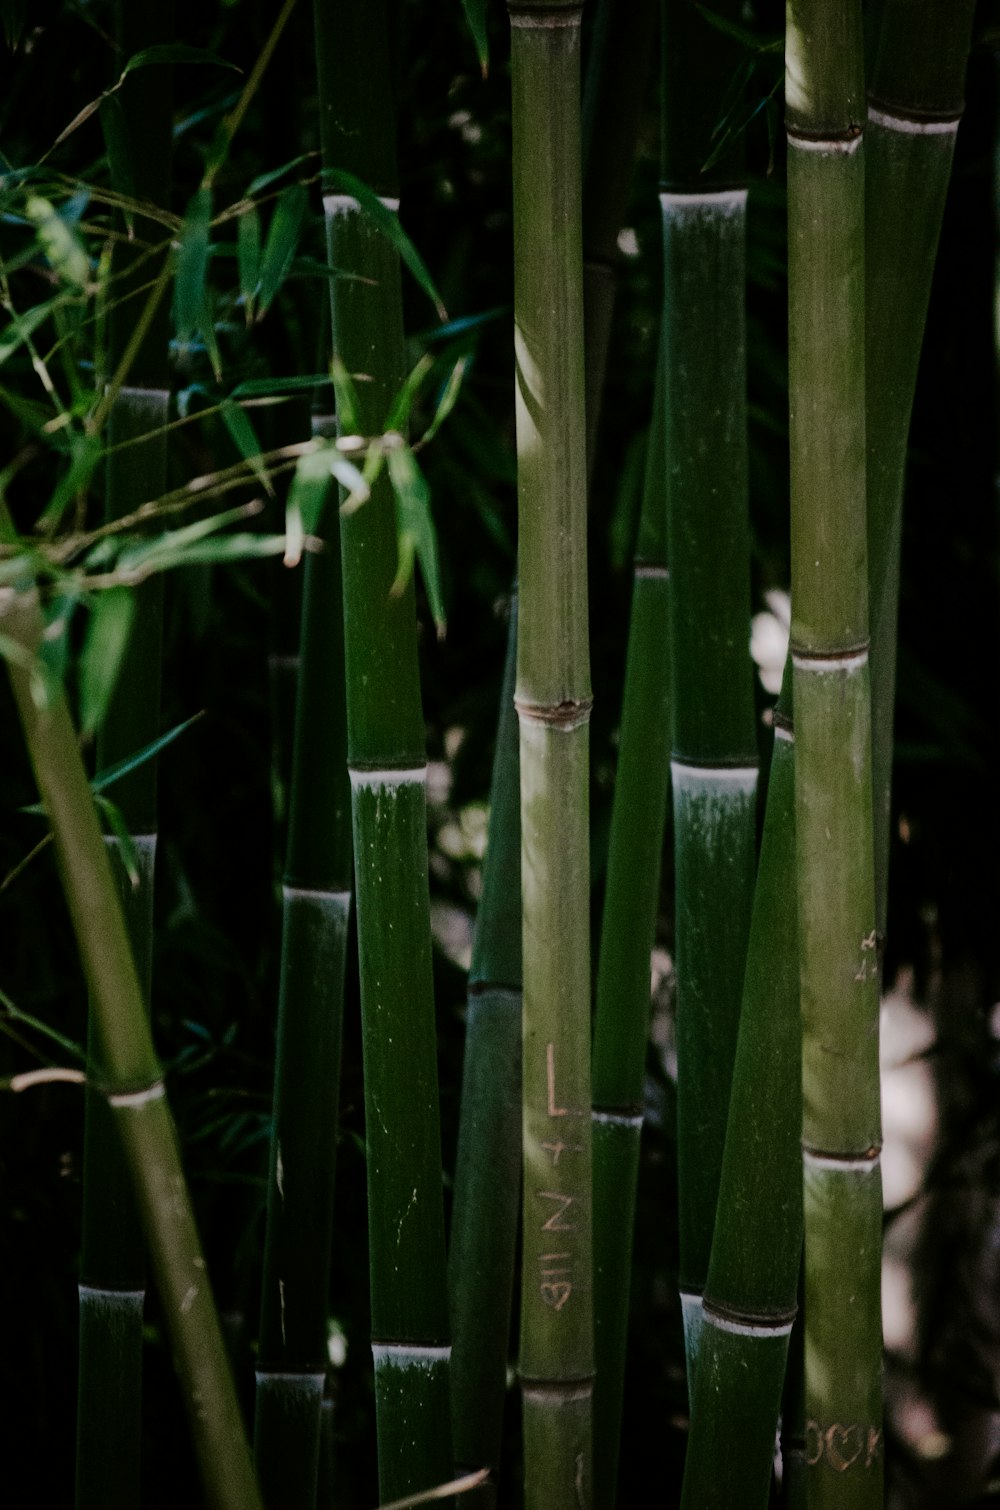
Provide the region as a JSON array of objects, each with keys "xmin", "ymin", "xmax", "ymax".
[
  {"xmin": 448, "ymin": 594, "xmax": 521, "ymax": 1506},
  {"xmin": 865, "ymin": 0, "xmax": 976, "ymax": 941},
  {"xmin": 786, "ymin": 4, "xmax": 883, "ymax": 1501},
  {"xmin": 314, "ymin": 0, "xmax": 452, "ymax": 1500},
  {"xmin": 2, "ymin": 588, "xmax": 261, "ymax": 1510},
  {"xmin": 76, "ymin": 11, "xmax": 172, "ymax": 1504},
  {"xmin": 589, "ymin": 330, "xmax": 670, "ymax": 1510},
  {"xmin": 661, "ymin": 0, "xmax": 758, "ymax": 1375},
  {"xmin": 508, "ymin": 4, "xmax": 593, "ymax": 1506}
]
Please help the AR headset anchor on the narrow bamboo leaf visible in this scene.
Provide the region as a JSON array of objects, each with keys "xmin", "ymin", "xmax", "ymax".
[
  {"xmin": 129, "ymin": 532, "xmax": 286, "ymax": 571},
  {"xmin": 37, "ymin": 431, "xmax": 101, "ymax": 532},
  {"xmin": 285, "ymin": 450, "xmax": 333, "ymax": 568},
  {"xmin": 120, "ymin": 43, "xmax": 239, "ymax": 78},
  {"xmin": 92, "ymin": 712, "xmax": 203, "ymax": 796},
  {"xmin": 0, "ymin": 299, "xmax": 67, "ymax": 367},
  {"xmin": 419, "ymin": 355, "xmax": 469, "ymax": 445},
  {"xmin": 231, "ymin": 374, "xmax": 330, "ymax": 398},
  {"xmin": 79, "ymin": 586, "xmax": 135, "ymax": 736},
  {"xmin": 388, "ymin": 354, "xmax": 434, "ymax": 431},
  {"xmin": 694, "ymin": 4, "xmax": 782, "ymax": 51},
  {"xmin": 326, "ymin": 168, "xmax": 447, "ymax": 320},
  {"xmin": 99, "ymin": 96, "xmax": 135, "ymax": 228},
  {"xmin": 200, "ymin": 291, "xmax": 223, "ymax": 382},
  {"xmin": 174, "ymin": 187, "xmax": 213, "ymax": 346},
  {"xmin": 23, "ymin": 195, "xmax": 89, "ymax": 287},
  {"xmin": 0, "ymin": 383, "xmax": 54, "ymax": 432},
  {"xmin": 387, "ymin": 439, "xmax": 445, "ymax": 633},
  {"xmin": 256, "ymin": 183, "xmax": 307, "ymax": 318},
  {"xmin": 0, "ymin": 985, "xmax": 84, "ymax": 1062},
  {"xmin": 111, "ymin": 500, "xmax": 261, "ymax": 571},
  {"xmin": 237, "ymin": 204, "xmax": 261, "ymax": 322},
  {"xmin": 93, "ymin": 794, "xmax": 140, "ymax": 886},
  {"xmin": 330, "ymin": 354, "xmax": 360, "ymax": 436},
  {"xmin": 247, "ymin": 153, "xmax": 316, "ymax": 197},
  {"xmin": 220, "ymin": 398, "xmax": 272, "ymax": 495},
  {"xmin": 459, "ymin": 0, "xmax": 489, "ymax": 75}
]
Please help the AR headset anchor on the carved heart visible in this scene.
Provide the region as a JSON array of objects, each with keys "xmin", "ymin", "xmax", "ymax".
[{"xmin": 825, "ymin": 1423, "xmax": 864, "ymax": 1472}]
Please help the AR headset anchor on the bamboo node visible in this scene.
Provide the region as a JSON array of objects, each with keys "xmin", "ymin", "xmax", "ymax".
[
  {"xmin": 507, "ymin": 6, "xmax": 582, "ymax": 29},
  {"xmin": 514, "ymin": 695, "xmax": 592, "ymax": 730}
]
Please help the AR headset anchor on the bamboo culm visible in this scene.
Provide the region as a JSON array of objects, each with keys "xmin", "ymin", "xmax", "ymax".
[
  {"xmin": 314, "ymin": 0, "xmax": 453, "ymax": 1498},
  {"xmin": 3, "ymin": 589, "xmax": 261, "ymax": 1510},
  {"xmin": 660, "ymin": 0, "xmax": 758, "ymax": 1376},
  {"xmin": 508, "ymin": 4, "xmax": 593, "ymax": 1506},
  {"xmin": 786, "ymin": 3, "xmax": 883, "ymax": 1501}
]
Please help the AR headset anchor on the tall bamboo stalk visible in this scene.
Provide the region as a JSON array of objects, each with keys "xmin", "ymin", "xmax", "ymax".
[
  {"xmin": 448, "ymin": 595, "xmax": 521, "ymax": 1505},
  {"xmin": 508, "ymin": 4, "xmax": 592, "ymax": 1506},
  {"xmin": 2, "ymin": 589, "xmax": 261, "ymax": 1510},
  {"xmin": 786, "ymin": 3, "xmax": 883, "ymax": 1500},
  {"xmin": 865, "ymin": 0, "xmax": 976, "ymax": 941},
  {"xmin": 314, "ymin": 0, "xmax": 452, "ymax": 1500},
  {"xmin": 76, "ymin": 12, "xmax": 172, "ymax": 1505},
  {"xmin": 589, "ymin": 331, "xmax": 670, "ymax": 1510},
  {"xmin": 679, "ymin": 674, "xmax": 801, "ymax": 1509},
  {"xmin": 254, "ymin": 451, "xmax": 351, "ymax": 1506},
  {"xmin": 661, "ymin": 0, "xmax": 758, "ymax": 1374}
]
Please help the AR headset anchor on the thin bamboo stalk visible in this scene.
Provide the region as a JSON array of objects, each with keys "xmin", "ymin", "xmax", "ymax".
[
  {"xmin": 580, "ymin": 0, "xmax": 658, "ymax": 477},
  {"xmin": 661, "ymin": 0, "xmax": 758, "ymax": 1374},
  {"xmin": 679, "ymin": 676, "xmax": 801, "ymax": 1509},
  {"xmin": 786, "ymin": 4, "xmax": 883, "ymax": 1501},
  {"xmin": 314, "ymin": 0, "xmax": 452, "ymax": 1500},
  {"xmin": 508, "ymin": 5, "xmax": 593, "ymax": 1505},
  {"xmin": 254, "ymin": 446, "xmax": 351, "ymax": 1506},
  {"xmin": 2, "ymin": 588, "xmax": 261, "ymax": 1510},
  {"xmin": 448, "ymin": 595, "xmax": 521, "ymax": 1506},
  {"xmin": 865, "ymin": 0, "xmax": 976, "ymax": 941},
  {"xmin": 589, "ymin": 331, "xmax": 670, "ymax": 1510},
  {"xmin": 76, "ymin": 11, "xmax": 172, "ymax": 1505}
]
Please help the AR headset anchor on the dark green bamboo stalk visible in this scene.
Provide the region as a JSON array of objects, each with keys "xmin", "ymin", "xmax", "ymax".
[
  {"xmin": 580, "ymin": 0, "xmax": 658, "ymax": 476},
  {"xmin": 589, "ymin": 331, "xmax": 670, "ymax": 1510},
  {"xmin": 76, "ymin": 13, "xmax": 172, "ymax": 1506},
  {"xmin": 661, "ymin": 0, "xmax": 758, "ymax": 1374},
  {"xmin": 448, "ymin": 594, "xmax": 521, "ymax": 1505},
  {"xmin": 314, "ymin": 1, "xmax": 452, "ymax": 1500},
  {"xmin": 786, "ymin": 4, "xmax": 883, "ymax": 1501},
  {"xmin": 508, "ymin": 6, "xmax": 593, "ymax": 1505},
  {"xmin": 680, "ymin": 677, "xmax": 801, "ymax": 1509},
  {"xmin": 2, "ymin": 588, "xmax": 261, "ymax": 1510},
  {"xmin": 254, "ymin": 445, "xmax": 351, "ymax": 1507},
  {"xmin": 865, "ymin": 0, "xmax": 976, "ymax": 941}
]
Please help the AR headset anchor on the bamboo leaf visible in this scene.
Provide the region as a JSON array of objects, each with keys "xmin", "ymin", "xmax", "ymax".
[
  {"xmin": 247, "ymin": 152, "xmax": 316, "ymax": 197},
  {"xmin": 37, "ymin": 431, "xmax": 101, "ymax": 532},
  {"xmin": 174, "ymin": 187, "xmax": 213, "ymax": 346},
  {"xmin": 220, "ymin": 398, "xmax": 272, "ymax": 495},
  {"xmin": 231, "ymin": 373, "xmax": 331, "ymax": 398},
  {"xmin": 0, "ymin": 985, "xmax": 85, "ymax": 1062},
  {"xmin": 330, "ymin": 353, "xmax": 360, "ymax": 435},
  {"xmin": 99, "ymin": 95, "xmax": 135, "ymax": 228},
  {"xmin": 92, "ymin": 712, "xmax": 204, "ymax": 795},
  {"xmin": 284, "ymin": 449, "xmax": 331, "ymax": 566},
  {"xmin": 23, "ymin": 196, "xmax": 90, "ymax": 288},
  {"xmin": 256, "ymin": 183, "xmax": 307, "ymax": 318},
  {"xmin": 93, "ymin": 794, "xmax": 140, "ymax": 886},
  {"xmin": 387, "ymin": 438, "xmax": 445, "ymax": 633},
  {"xmin": 388, "ymin": 354, "xmax": 434, "ymax": 431},
  {"xmin": 694, "ymin": 4, "xmax": 782, "ymax": 52},
  {"xmin": 326, "ymin": 169, "xmax": 447, "ymax": 321},
  {"xmin": 236, "ymin": 203, "xmax": 261, "ymax": 321},
  {"xmin": 120, "ymin": 43, "xmax": 240, "ymax": 78},
  {"xmin": 0, "ymin": 298, "xmax": 67, "ymax": 368},
  {"xmin": 79, "ymin": 586, "xmax": 134, "ymax": 735},
  {"xmin": 458, "ymin": 0, "xmax": 489, "ymax": 76},
  {"xmin": 420, "ymin": 354, "xmax": 469, "ymax": 445}
]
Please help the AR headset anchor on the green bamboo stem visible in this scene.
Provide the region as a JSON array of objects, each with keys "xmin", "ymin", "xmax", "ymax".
[
  {"xmin": 786, "ymin": 4, "xmax": 883, "ymax": 1501},
  {"xmin": 254, "ymin": 453, "xmax": 351, "ymax": 1507},
  {"xmin": 448, "ymin": 594, "xmax": 522, "ymax": 1505},
  {"xmin": 509, "ymin": 6, "xmax": 593, "ymax": 1506},
  {"xmin": 314, "ymin": 0, "xmax": 452, "ymax": 1500},
  {"xmin": 661, "ymin": 0, "xmax": 758, "ymax": 1375},
  {"xmin": 580, "ymin": 0, "xmax": 658, "ymax": 477},
  {"xmin": 680, "ymin": 677, "xmax": 801, "ymax": 1509},
  {"xmin": 2, "ymin": 588, "xmax": 261, "ymax": 1510},
  {"xmin": 76, "ymin": 12, "xmax": 172, "ymax": 1505},
  {"xmin": 589, "ymin": 330, "xmax": 670, "ymax": 1510},
  {"xmin": 865, "ymin": 0, "xmax": 976, "ymax": 942}
]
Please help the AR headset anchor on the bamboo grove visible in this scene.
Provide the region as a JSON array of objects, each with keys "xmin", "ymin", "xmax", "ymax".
[{"xmin": 0, "ymin": 0, "xmax": 993, "ymax": 1505}]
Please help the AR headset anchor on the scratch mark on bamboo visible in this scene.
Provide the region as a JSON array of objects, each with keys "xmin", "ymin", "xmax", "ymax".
[
  {"xmin": 805, "ymin": 1420, "xmax": 882, "ymax": 1472},
  {"xmin": 802, "ymin": 1147, "xmax": 881, "ymax": 1171},
  {"xmin": 546, "ymin": 1041, "xmax": 569, "ymax": 1116}
]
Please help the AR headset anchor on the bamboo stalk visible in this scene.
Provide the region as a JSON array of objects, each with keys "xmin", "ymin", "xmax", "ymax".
[
  {"xmin": 679, "ymin": 676, "xmax": 801, "ymax": 1509},
  {"xmin": 314, "ymin": 0, "xmax": 452, "ymax": 1500},
  {"xmin": 254, "ymin": 450, "xmax": 351, "ymax": 1506},
  {"xmin": 2, "ymin": 588, "xmax": 261, "ymax": 1510},
  {"xmin": 785, "ymin": 3, "xmax": 883, "ymax": 1501},
  {"xmin": 76, "ymin": 11, "xmax": 172, "ymax": 1505},
  {"xmin": 661, "ymin": 0, "xmax": 758, "ymax": 1374},
  {"xmin": 865, "ymin": 0, "xmax": 976, "ymax": 941},
  {"xmin": 448, "ymin": 594, "xmax": 521, "ymax": 1506},
  {"xmin": 508, "ymin": 5, "xmax": 593, "ymax": 1505},
  {"xmin": 589, "ymin": 330, "xmax": 670, "ymax": 1510}
]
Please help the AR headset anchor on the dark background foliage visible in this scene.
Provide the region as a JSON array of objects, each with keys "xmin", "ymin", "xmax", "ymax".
[{"xmin": 1, "ymin": 2, "xmax": 999, "ymax": 1505}]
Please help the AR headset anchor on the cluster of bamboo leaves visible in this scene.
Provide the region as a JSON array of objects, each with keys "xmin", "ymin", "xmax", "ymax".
[{"xmin": 0, "ymin": 0, "xmax": 989, "ymax": 1505}]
